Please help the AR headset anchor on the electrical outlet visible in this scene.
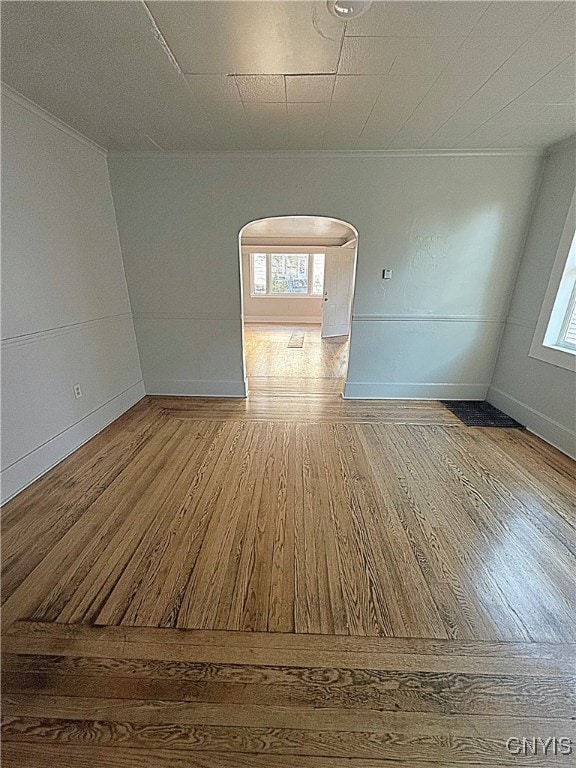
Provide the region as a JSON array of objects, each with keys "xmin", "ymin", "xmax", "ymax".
[{"xmin": 73, "ymin": 383, "xmax": 83, "ymax": 399}]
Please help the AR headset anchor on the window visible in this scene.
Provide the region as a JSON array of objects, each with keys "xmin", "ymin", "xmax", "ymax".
[
  {"xmin": 558, "ymin": 285, "xmax": 576, "ymax": 349},
  {"xmin": 530, "ymin": 191, "xmax": 576, "ymax": 370},
  {"xmin": 250, "ymin": 253, "xmax": 325, "ymax": 297}
]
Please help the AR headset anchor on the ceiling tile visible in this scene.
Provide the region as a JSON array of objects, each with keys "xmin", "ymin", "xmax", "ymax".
[
  {"xmin": 283, "ymin": 104, "xmax": 331, "ymax": 149},
  {"xmin": 197, "ymin": 101, "xmax": 254, "ymax": 137},
  {"xmin": 456, "ymin": 101, "xmax": 550, "ymax": 147},
  {"xmin": 356, "ymin": 103, "xmax": 415, "ymax": 149},
  {"xmin": 389, "ymin": 91, "xmax": 471, "ymax": 149},
  {"xmin": 0, "ymin": 1, "xmax": 216, "ymax": 151},
  {"xmin": 287, "ymin": 102, "xmax": 331, "ymax": 120},
  {"xmin": 485, "ymin": 105, "xmax": 576, "ymax": 147},
  {"xmin": 280, "ymin": 134, "xmax": 325, "ymax": 150},
  {"xmin": 387, "ymin": 36, "xmax": 467, "ymax": 79},
  {"xmin": 355, "ymin": 72, "xmax": 439, "ymax": 148},
  {"xmin": 147, "ymin": 1, "xmax": 343, "ymax": 75},
  {"xmin": 495, "ymin": 117, "xmax": 576, "ymax": 148},
  {"xmin": 323, "ymin": 129, "xmax": 364, "ymax": 150},
  {"xmin": 205, "ymin": 130, "xmax": 256, "ymax": 151},
  {"xmin": 474, "ymin": 4, "xmax": 576, "ymax": 98},
  {"xmin": 184, "ymin": 74, "xmax": 240, "ymax": 101},
  {"xmin": 332, "ymin": 75, "xmax": 384, "ymax": 102},
  {"xmin": 440, "ymin": 36, "xmax": 526, "ymax": 91},
  {"xmin": 378, "ymin": 70, "xmax": 441, "ymax": 105},
  {"xmin": 243, "ymin": 102, "xmax": 287, "ymax": 124},
  {"xmin": 323, "ymin": 102, "xmax": 373, "ymax": 148},
  {"xmin": 2, "ymin": 0, "xmax": 573, "ymax": 152},
  {"xmin": 286, "ymin": 75, "xmax": 335, "ymax": 102},
  {"xmin": 470, "ymin": 1, "xmax": 561, "ymax": 38},
  {"xmin": 246, "ymin": 113, "xmax": 326, "ymax": 150},
  {"xmin": 345, "ymin": 1, "xmax": 488, "ymax": 38},
  {"xmin": 513, "ymin": 54, "xmax": 576, "ymax": 104},
  {"xmin": 338, "ymin": 37, "xmax": 403, "ymax": 75},
  {"xmin": 236, "ymin": 75, "xmax": 285, "ymax": 102},
  {"xmin": 287, "ymin": 103, "xmax": 330, "ymax": 134},
  {"xmin": 423, "ymin": 95, "xmax": 517, "ymax": 147},
  {"xmin": 518, "ymin": 103, "xmax": 576, "ymax": 128},
  {"xmin": 422, "ymin": 6, "xmax": 576, "ymax": 150}
]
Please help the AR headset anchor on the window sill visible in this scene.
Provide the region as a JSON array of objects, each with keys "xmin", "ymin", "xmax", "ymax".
[
  {"xmin": 250, "ymin": 294, "xmax": 323, "ymax": 299},
  {"xmin": 528, "ymin": 342, "xmax": 576, "ymax": 372}
]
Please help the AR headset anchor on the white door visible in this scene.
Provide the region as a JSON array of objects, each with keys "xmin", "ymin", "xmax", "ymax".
[{"xmin": 321, "ymin": 247, "xmax": 356, "ymax": 338}]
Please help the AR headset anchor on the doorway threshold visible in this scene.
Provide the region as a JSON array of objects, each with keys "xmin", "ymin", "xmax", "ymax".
[{"xmin": 247, "ymin": 376, "xmax": 344, "ymax": 395}]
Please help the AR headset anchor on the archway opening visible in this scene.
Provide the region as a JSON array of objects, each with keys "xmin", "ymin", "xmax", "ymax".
[{"xmin": 238, "ymin": 215, "xmax": 358, "ymax": 396}]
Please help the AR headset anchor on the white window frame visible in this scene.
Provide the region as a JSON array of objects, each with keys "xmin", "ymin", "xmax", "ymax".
[
  {"xmin": 529, "ymin": 189, "xmax": 576, "ymax": 371},
  {"xmin": 248, "ymin": 250, "xmax": 325, "ymax": 298}
]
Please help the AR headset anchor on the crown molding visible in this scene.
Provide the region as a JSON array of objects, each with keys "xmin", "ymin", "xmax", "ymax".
[
  {"xmin": 1, "ymin": 83, "xmax": 108, "ymax": 157},
  {"xmin": 107, "ymin": 147, "xmax": 544, "ymax": 160}
]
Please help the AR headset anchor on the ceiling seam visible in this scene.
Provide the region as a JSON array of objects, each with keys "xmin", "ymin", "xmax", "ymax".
[
  {"xmin": 375, "ymin": 1, "xmax": 494, "ymax": 149},
  {"xmin": 351, "ymin": 55, "xmax": 400, "ymax": 150},
  {"xmin": 420, "ymin": 1, "xmax": 566, "ymax": 148},
  {"xmin": 143, "ymin": 134, "xmax": 164, "ymax": 151},
  {"xmin": 445, "ymin": 51, "xmax": 576, "ymax": 149},
  {"xmin": 141, "ymin": 0, "xmax": 183, "ymax": 75},
  {"xmin": 322, "ymin": 17, "xmax": 348, "ymax": 149},
  {"xmin": 231, "ymin": 75, "xmax": 259, "ymax": 148},
  {"xmin": 492, "ymin": 107, "xmax": 575, "ymax": 149},
  {"xmin": 141, "ymin": 0, "xmax": 220, "ymax": 144}
]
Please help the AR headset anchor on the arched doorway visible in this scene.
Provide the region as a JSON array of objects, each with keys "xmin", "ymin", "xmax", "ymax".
[{"xmin": 238, "ymin": 216, "xmax": 358, "ymax": 396}]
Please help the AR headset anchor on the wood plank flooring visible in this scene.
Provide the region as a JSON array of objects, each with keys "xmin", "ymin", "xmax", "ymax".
[
  {"xmin": 244, "ymin": 323, "xmax": 348, "ymax": 394},
  {"xmin": 2, "ymin": 375, "xmax": 576, "ymax": 765},
  {"xmin": 6, "ymin": 404, "xmax": 575, "ymax": 640},
  {"xmin": 2, "ymin": 621, "xmax": 575, "ymax": 767}
]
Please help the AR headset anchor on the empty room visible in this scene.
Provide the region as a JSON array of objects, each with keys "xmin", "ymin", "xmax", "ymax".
[{"xmin": 1, "ymin": 1, "xmax": 575, "ymax": 766}]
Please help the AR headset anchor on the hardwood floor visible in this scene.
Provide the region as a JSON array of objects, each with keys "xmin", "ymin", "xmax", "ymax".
[
  {"xmin": 3, "ymin": 621, "xmax": 575, "ymax": 767},
  {"xmin": 244, "ymin": 323, "xmax": 348, "ymax": 394},
  {"xmin": 2, "ymin": 388, "xmax": 575, "ymax": 766}
]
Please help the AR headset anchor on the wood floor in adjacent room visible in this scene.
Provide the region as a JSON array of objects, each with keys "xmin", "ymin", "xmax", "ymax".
[
  {"xmin": 2, "ymin": 334, "xmax": 576, "ymax": 765},
  {"xmin": 244, "ymin": 322, "xmax": 348, "ymax": 394}
]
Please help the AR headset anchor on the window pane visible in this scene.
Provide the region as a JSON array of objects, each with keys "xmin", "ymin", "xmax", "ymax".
[
  {"xmin": 562, "ymin": 305, "xmax": 576, "ymax": 347},
  {"xmin": 559, "ymin": 286, "xmax": 576, "ymax": 349},
  {"xmin": 544, "ymin": 232, "xmax": 576, "ymax": 353},
  {"xmin": 270, "ymin": 253, "xmax": 308, "ymax": 294},
  {"xmin": 251, "ymin": 253, "xmax": 267, "ymax": 295},
  {"xmin": 312, "ymin": 254, "xmax": 325, "ymax": 295}
]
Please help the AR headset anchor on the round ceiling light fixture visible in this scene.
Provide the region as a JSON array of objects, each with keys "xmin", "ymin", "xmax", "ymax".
[{"xmin": 327, "ymin": 0, "xmax": 373, "ymax": 20}]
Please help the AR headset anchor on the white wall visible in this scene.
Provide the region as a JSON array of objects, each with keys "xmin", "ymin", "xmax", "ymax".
[
  {"xmin": 1, "ymin": 90, "xmax": 144, "ymax": 502},
  {"xmin": 487, "ymin": 138, "xmax": 576, "ymax": 457},
  {"xmin": 108, "ymin": 151, "xmax": 541, "ymax": 399},
  {"xmin": 241, "ymin": 252, "xmax": 322, "ymax": 323}
]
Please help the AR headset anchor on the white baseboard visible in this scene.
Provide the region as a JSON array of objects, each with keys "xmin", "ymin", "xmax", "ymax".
[
  {"xmin": 146, "ymin": 379, "xmax": 247, "ymax": 397},
  {"xmin": 343, "ymin": 382, "xmax": 488, "ymax": 400},
  {"xmin": 486, "ymin": 387, "xmax": 576, "ymax": 459},
  {"xmin": 244, "ymin": 316, "xmax": 322, "ymax": 324},
  {"xmin": 1, "ymin": 380, "xmax": 145, "ymax": 504}
]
